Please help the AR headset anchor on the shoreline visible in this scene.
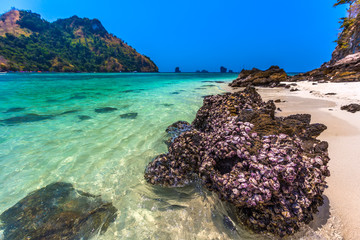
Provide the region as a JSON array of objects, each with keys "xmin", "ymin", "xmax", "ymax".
[{"xmin": 222, "ymin": 81, "xmax": 360, "ymax": 239}]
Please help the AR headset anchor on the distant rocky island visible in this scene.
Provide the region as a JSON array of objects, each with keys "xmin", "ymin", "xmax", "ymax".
[{"xmin": 0, "ymin": 10, "xmax": 158, "ymax": 72}]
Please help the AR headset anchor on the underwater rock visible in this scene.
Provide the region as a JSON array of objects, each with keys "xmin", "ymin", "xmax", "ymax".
[
  {"xmin": 229, "ymin": 66, "xmax": 288, "ymax": 88},
  {"xmin": 175, "ymin": 67, "xmax": 181, "ymax": 73},
  {"xmin": 69, "ymin": 94, "xmax": 87, "ymax": 100},
  {"xmin": 60, "ymin": 110, "xmax": 80, "ymax": 115},
  {"xmin": 341, "ymin": 103, "xmax": 360, "ymax": 113},
  {"xmin": 119, "ymin": 113, "xmax": 138, "ymax": 119},
  {"xmin": 0, "ymin": 182, "xmax": 117, "ymax": 240},
  {"xmin": 95, "ymin": 107, "xmax": 118, "ymax": 113},
  {"xmin": 0, "ymin": 113, "xmax": 54, "ymax": 125},
  {"xmin": 144, "ymin": 86, "xmax": 330, "ymax": 237},
  {"xmin": 171, "ymin": 92, "xmax": 180, "ymax": 95},
  {"xmin": 3, "ymin": 107, "xmax": 26, "ymax": 113},
  {"xmin": 78, "ymin": 115, "xmax": 92, "ymax": 121},
  {"xmin": 161, "ymin": 103, "xmax": 174, "ymax": 107}
]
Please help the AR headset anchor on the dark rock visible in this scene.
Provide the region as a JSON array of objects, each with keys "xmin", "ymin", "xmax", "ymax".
[
  {"xmin": 341, "ymin": 103, "xmax": 360, "ymax": 113},
  {"xmin": 161, "ymin": 103, "xmax": 174, "ymax": 107},
  {"xmin": 0, "ymin": 182, "xmax": 117, "ymax": 240},
  {"xmin": 285, "ymin": 85, "xmax": 291, "ymax": 89},
  {"xmin": 325, "ymin": 93, "xmax": 337, "ymax": 96},
  {"xmin": 290, "ymin": 88, "xmax": 299, "ymax": 92},
  {"xmin": 1, "ymin": 114, "xmax": 54, "ymax": 125},
  {"xmin": 283, "ymin": 114, "xmax": 311, "ymax": 125},
  {"xmin": 223, "ymin": 215, "xmax": 236, "ymax": 231},
  {"xmin": 60, "ymin": 110, "xmax": 80, "ymax": 115},
  {"xmin": 3, "ymin": 107, "xmax": 26, "ymax": 113},
  {"xmin": 305, "ymin": 123, "xmax": 327, "ymax": 137},
  {"xmin": 165, "ymin": 121, "xmax": 192, "ymax": 144},
  {"xmin": 171, "ymin": 92, "xmax": 180, "ymax": 95},
  {"xmin": 78, "ymin": 115, "xmax": 92, "ymax": 121},
  {"xmin": 95, "ymin": 107, "xmax": 118, "ymax": 113},
  {"xmin": 175, "ymin": 67, "xmax": 181, "ymax": 73},
  {"xmin": 220, "ymin": 66, "xmax": 227, "ymax": 73},
  {"xmin": 215, "ymin": 81, "xmax": 225, "ymax": 83},
  {"xmin": 314, "ymin": 141, "xmax": 329, "ymax": 153},
  {"xmin": 119, "ymin": 113, "xmax": 138, "ymax": 119},
  {"xmin": 312, "ymin": 83, "xmax": 318, "ymax": 85},
  {"xmin": 274, "ymin": 99, "xmax": 281, "ymax": 103},
  {"xmin": 201, "ymin": 70, "xmax": 209, "ymax": 73},
  {"xmin": 69, "ymin": 95, "xmax": 87, "ymax": 100},
  {"xmin": 289, "ymin": 53, "xmax": 360, "ymax": 83},
  {"xmin": 202, "ymin": 84, "xmax": 215, "ymax": 87},
  {"xmin": 145, "ymin": 87, "xmax": 330, "ymax": 237},
  {"xmin": 229, "ymin": 66, "xmax": 288, "ymax": 88},
  {"xmin": 229, "ymin": 70, "xmax": 234, "ymax": 73}
]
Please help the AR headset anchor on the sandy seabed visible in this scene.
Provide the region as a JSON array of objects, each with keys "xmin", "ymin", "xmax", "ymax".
[{"xmin": 223, "ymin": 81, "xmax": 360, "ymax": 240}]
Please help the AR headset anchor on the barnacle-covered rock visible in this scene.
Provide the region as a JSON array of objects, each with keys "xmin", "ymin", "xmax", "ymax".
[{"xmin": 144, "ymin": 86, "xmax": 330, "ymax": 237}]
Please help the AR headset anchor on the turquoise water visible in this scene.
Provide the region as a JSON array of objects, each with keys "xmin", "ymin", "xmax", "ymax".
[
  {"xmin": 0, "ymin": 73, "xmax": 327, "ymax": 240},
  {"xmin": 0, "ymin": 73, "xmax": 248, "ymax": 239}
]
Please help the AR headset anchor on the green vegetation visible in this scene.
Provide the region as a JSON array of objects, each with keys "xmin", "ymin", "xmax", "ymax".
[
  {"xmin": 333, "ymin": 0, "xmax": 360, "ymax": 50},
  {"xmin": 0, "ymin": 10, "xmax": 158, "ymax": 72}
]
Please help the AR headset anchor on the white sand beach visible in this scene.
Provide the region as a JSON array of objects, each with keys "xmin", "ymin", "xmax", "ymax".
[{"xmin": 226, "ymin": 81, "xmax": 360, "ymax": 240}]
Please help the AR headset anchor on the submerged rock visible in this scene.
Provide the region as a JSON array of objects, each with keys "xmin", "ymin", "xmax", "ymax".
[
  {"xmin": 144, "ymin": 87, "xmax": 330, "ymax": 237},
  {"xmin": 0, "ymin": 113, "xmax": 54, "ymax": 125},
  {"xmin": 95, "ymin": 107, "xmax": 118, "ymax": 113},
  {"xmin": 78, "ymin": 115, "xmax": 92, "ymax": 121},
  {"xmin": 119, "ymin": 112, "xmax": 138, "ymax": 119},
  {"xmin": 0, "ymin": 182, "xmax": 117, "ymax": 240},
  {"xmin": 341, "ymin": 103, "xmax": 360, "ymax": 113},
  {"xmin": 3, "ymin": 107, "xmax": 26, "ymax": 113},
  {"xmin": 60, "ymin": 110, "xmax": 80, "ymax": 115},
  {"xmin": 229, "ymin": 66, "xmax": 288, "ymax": 88}
]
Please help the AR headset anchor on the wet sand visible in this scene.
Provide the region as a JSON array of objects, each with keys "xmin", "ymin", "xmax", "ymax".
[{"xmin": 222, "ymin": 82, "xmax": 360, "ymax": 239}]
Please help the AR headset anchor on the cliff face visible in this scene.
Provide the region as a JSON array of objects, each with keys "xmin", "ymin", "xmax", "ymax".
[
  {"xmin": 0, "ymin": 10, "xmax": 158, "ymax": 72},
  {"xmin": 330, "ymin": 6, "xmax": 360, "ymax": 64},
  {"xmin": 290, "ymin": 5, "xmax": 360, "ymax": 82}
]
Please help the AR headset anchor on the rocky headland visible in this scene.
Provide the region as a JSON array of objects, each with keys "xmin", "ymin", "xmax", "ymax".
[
  {"xmin": 0, "ymin": 10, "xmax": 158, "ymax": 72},
  {"xmin": 144, "ymin": 87, "xmax": 330, "ymax": 237},
  {"xmin": 229, "ymin": 66, "xmax": 288, "ymax": 88}
]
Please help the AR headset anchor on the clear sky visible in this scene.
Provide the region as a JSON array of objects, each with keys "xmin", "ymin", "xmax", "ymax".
[{"xmin": 1, "ymin": 0, "xmax": 347, "ymax": 72}]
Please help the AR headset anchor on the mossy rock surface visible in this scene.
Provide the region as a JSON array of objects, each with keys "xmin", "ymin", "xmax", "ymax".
[{"xmin": 0, "ymin": 182, "xmax": 117, "ymax": 240}]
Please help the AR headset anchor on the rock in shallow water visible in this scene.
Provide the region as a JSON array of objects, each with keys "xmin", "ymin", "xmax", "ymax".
[
  {"xmin": 94, "ymin": 107, "xmax": 118, "ymax": 113},
  {"xmin": 119, "ymin": 112, "xmax": 138, "ymax": 119},
  {"xmin": 78, "ymin": 115, "xmax": 92, "ymax": 121},
  {"xmin": 144, "ymin": 86, "xmax": 330, "ymax": 237},
  {"xmin": 0, "ymin": 182, "xmax": 117, "ymax": 240},
  {"xmin": 3, "ymin": 107, "xmax": 26, "ymax": 113},
  {"xmin": 0, "ymin": 113, "xmax": 54, "ymax": 125}
]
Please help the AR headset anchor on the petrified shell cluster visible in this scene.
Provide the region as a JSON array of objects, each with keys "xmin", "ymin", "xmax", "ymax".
[{"xmin": 144, "ymin": 86, "xmax": 330, "ymax": 237}]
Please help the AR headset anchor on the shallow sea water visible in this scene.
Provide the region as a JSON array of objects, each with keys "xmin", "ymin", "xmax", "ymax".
[{"xmin": 0, "ymin": 73, "xmax": 340, "ymax": 240}]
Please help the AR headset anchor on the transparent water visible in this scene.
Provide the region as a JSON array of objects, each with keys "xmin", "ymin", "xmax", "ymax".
[{"xmin": 0, "ymin": 73, "xmax": 335, "ymax": 240}]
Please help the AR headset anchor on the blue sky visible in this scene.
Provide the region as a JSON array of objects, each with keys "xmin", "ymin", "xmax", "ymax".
[{"xmin": 1, "ymin": 0, "xmax": 347, "ymax": 72}]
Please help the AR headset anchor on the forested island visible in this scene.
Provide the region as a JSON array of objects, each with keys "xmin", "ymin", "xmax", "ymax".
[{"xmin": 0, "ymin": 9, "xmax": 158, "ymax": 72}]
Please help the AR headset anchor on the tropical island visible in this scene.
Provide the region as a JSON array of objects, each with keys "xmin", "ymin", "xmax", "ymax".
[{"xmin": 0, "ymin": 9, "xmax": 158, "ymax": 72}]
